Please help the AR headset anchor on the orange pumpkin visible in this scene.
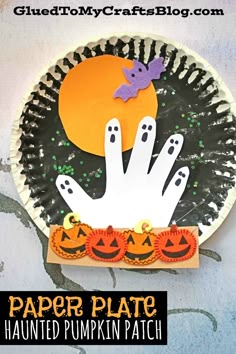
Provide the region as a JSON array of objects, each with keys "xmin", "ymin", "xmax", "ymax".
[
  {"xmin": 86, "ymin": 226, "xmax": 127, "ymax": 262},
  {"xmin": 123, "ymin": 230, "xmax": 158, "ymax": 265},
  {"xmin": 50, "ymin": 223, "xmax": 92, "ymax": 259},
  {"xmin": 155, "ymin": 225, "xmax": 197, "ymax": 262}
]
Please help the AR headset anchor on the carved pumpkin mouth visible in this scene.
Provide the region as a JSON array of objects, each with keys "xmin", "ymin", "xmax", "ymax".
[
  {"xmin": 162, "ymin": 245, "xmax": 190, "ymax": 259},
  {"xmin": 60, "ymin": 244, "xmax": 86, "ymax": 255},
  {"xmin": 91, "ymin": 247, "xmax": 120, "ymax": 259},
  {"xmin": 125, "ymin": 250, "xmax": 154, "ymax": 261}
]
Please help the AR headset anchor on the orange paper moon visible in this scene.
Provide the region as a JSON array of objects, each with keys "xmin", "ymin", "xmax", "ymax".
[{"xmin": 59, "ymin": 55, "xmax": 158, "ymax": 156}]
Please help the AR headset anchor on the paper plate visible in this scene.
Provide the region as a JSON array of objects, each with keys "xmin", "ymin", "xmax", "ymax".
[{"xmin": 10, "ymin": 34, "xmax": 236, "ymax": 244}]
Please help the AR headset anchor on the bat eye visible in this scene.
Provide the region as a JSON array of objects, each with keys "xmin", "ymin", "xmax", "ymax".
[
  {"xmin": 131, "ymin": 73, "xmax": 135, "ymax": 77},
  {"xmin": 138, "ymin": 68, "xmax": 142, "ymax": 72}
]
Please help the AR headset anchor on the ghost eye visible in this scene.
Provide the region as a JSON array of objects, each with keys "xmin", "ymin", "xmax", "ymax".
[
  {"xmin": 97, "ymin": 238, "xmax": 105, "ymax": 246},
  {"xmin": 142, "ymin": 236, "xmax": 151, "ymax": 246},
  {"xmin": 127, "ymin": 235, "xmax": 135, "ymax": 244},
  {"xmin": 138, "ymin": 68, "xmax": 142, "ymax": 72},
  {"xmin": 165, "ymin": 239, "xmax": 174, "ymax": 247},
  {"xmin": 61, "ymin": 232, "xmax": 70, "ymax": 241},
  {"xmin": 131, "ymin": 73, "xmax": 135, "ymax": 77},
  {"xmin": 110, "ymin": 239, "xmax": 118, "ymax": 247},
  {"xmin": 179, "ymin": 236, "xmax": 188, "ymax": 245}
]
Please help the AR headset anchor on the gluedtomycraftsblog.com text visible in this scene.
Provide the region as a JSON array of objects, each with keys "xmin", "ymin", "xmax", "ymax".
[{"xmin": 13, "ymin": 6, "xmax": 224, "ymax": 18}]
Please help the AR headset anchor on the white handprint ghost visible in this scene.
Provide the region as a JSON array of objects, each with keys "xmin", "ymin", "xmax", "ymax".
[{"xmin": 56, "ymin": 117, "xmax": 189, "ymax": 228}]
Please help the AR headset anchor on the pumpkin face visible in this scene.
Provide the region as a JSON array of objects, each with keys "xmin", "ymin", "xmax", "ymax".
[
  {"xmin": 155, "ymin": 228, "xmax": 197, "ymax": 262},
  {"xmin": 123, "ymin": 230, "xmax": 158, "ymax": 265},
  {"xmin": 86, "ymin": 226, "xmax": 127, "ymax": 262},
  {"xmin": 50, "ymin": 223, "xmax": 92, "ymax": 259}
]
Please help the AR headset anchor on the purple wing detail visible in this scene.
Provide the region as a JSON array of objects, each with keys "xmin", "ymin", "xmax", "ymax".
[
  {"xmin": 148, "ymin": 57, "xmax": 166, "ymax": 80},
  {"xmin": 113, "ymin": 84, "xmax": 138, "ymax": 102}
]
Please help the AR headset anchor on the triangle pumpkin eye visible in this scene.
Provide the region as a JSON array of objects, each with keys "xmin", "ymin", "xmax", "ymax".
[
  {"xmin": 61, "ymin": 232, "xmax": 70, "ymax": 241},
  {"xmin": 127, "ymin": 235, "xmax": 135, "ymax": 244},
  {"xmin": 165, "ymin": 239, "xmax": 174, "ymax": 247},
  {"xmin": 110, "ymin": 239, "xmax": 118, "ymax": 247},
  {"xmin": 77, "ymin": 227, "xmax": 86, "ymax": 237},
  {"xmin": 142, "ymin": 236, "xmax": 151, "ymax": 246},
  {"xmin": 97, "ymin": 238, "xmax": 105, "ymax": 246},
  {"xmin": 179, "ymin": 236, "xmax": 188, "ymax": 245}
]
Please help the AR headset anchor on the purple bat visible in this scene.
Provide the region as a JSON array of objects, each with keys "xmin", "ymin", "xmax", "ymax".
[{"xmin": 113, "ymin": 57, "xmax": 166, "ymax": 102}]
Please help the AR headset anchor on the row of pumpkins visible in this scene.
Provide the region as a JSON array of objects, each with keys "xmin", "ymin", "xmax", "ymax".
[{"xmin": 50, "ymin": 222, "xmax": 197, "ymax": 265}]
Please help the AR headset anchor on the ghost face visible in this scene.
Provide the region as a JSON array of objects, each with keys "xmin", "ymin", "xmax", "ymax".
[{"xmin": 123, "ymin": 60, "xmax": 150, "ymax": 88}]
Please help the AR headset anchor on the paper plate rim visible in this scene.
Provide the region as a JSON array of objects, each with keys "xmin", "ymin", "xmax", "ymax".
[{"xmin": 10, "ymin": 32, "xmax": 236, "ymax": 245}]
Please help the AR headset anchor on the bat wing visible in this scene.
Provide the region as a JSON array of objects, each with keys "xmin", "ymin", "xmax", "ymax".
[
  {"xmin": 148, "ymin": 57, "xmax": 166, "ymax": 80},
  {"xmin": 113, "ymin": 84, "xmax": 138, "ymax": 102}
]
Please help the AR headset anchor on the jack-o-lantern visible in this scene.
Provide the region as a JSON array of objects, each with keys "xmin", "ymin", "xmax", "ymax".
[
  {"xmin": 50, "ymin": 223, "xmax": 92, "ymax": 259},
  {"xmin": 86, "ymin": 226, "xmax": 127, "ymax": 262},
  {"xmin": 123, "ymin": 228, "xmax": 158, "ymax": 265},
  {"xmin": 155, "ymin": 225, "xmax": 197, "ymax": 262}
]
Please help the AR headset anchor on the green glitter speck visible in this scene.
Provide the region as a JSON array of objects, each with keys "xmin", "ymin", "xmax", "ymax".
[
  {"xmin": 53, "ymin": 164, "xmax": 57, "ymax": 170},
  {"xmin": 79, "ymin": 178, "xmax": 83, "ymax": 182},
  {"xmin": 95, "ymin": 173, "xmax": 101, "ymax": 178},
  {"xmin": 181, "ymin": 114, "xmax": 185, "ymax": 118},
  {"xmin": 175, "ymin": 125, "xmax": 179, "ymax": 129},
  {"xmin": 60, "ymin": 210, "xmax": 65, "ymax": 214},
  {"xmin": 161, "ymin": 102, "xmax": 166, "ymax": 107},
  {"xmin": 87, "ymin": 178, "xmax": 90, "ymax": 182},
  {"xmin": 56, "ymin": 131, "xmax": 60, "ymax": 135},
  {"xmin": 80, "ymin": 161, "xmax": 84, "ymax": 165},
  {"xmin": 66, "ymin": 143, "xmax": 70, "ymax": 146},
  {"xmin": 197, "ymin": 122, "xmax": 201, "ymax": 126},
  {"xmin": 163, "ymin": 76, "xmax": 167, "ymax": 80},
  {"xmin": 85, "ymin": 184, "xmax": 89, "ymax": 188},
  {"xmin": 191, "ymin": 166, "xmax": 195, "ymax": 170},
  {"xmin": 52, "ymin": 155, "xmax": 56, "ymax": 160},
  {"xmin": 83, "ymin": 173, "xmax": 87, "ymax": 177},
  {"xmin": 50, "ymin": 178, "xmax": 54, "ymax": 182},
  {"xmin": 51, "ymin": 138, "xmax": 55, "ymax": 142},
  {"xmin": 198, "ymin": 139, "xmax": 205, "ymax": 148},
  {"xmin": 193, "ymin": 191, "xmax": 197, "ymax": 196},
  {"xmin": 42, "ymin": 173, "xmax": 46, "ymax": 177},
  {"xmin": 189, "ymin": 124, "xmax": 193, "ymax": 128},
  {"xmin": 187, "ymin": 117, "xmax": 191, "ymax": 121}
]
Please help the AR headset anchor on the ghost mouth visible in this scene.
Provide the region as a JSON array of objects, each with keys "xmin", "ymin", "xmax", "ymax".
[
  {"xmin": 125, "ymin": 250, "xmax": 154, "ymax": 261},
  {"xmin": 60, "ymin": 244, "xmax": 85, "ymax": 255},
  {"xmin": 162, "ymin": 245, "xmax": 190, "ymax": 258},
  {"xmin": 92, "ymin": 247, "xmax": 120, "ymax": 259}
]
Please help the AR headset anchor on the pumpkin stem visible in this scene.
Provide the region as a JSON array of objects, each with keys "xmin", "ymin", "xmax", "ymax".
[
  {"xmin": 107, "ymin": 225, "xmax": 113, "ymax": 234},
  {"xmin": 134, "ymin": 219, "xmax": 152, "ymax": 233},
  {"xmin": 170, "ymin": 224, "xmax": 178, "ymax": 233}
]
